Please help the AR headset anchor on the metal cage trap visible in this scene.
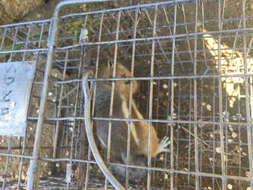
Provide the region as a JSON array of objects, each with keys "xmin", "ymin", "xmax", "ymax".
[{"xmin": 1, "ymin": 0, "xmax": 253, "ymax": 189}]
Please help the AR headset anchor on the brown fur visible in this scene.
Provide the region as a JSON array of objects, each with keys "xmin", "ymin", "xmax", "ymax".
[
  {"xmin": 100, "ymin": 63, "xmax": 138, "ymax": 100},
  {"xmin": 131, "ymin": 101, "xmax": 161, "ymax": 158},
  {"xmin": 100, "ymin": 63, "xmax": 166, "ymax": 158}
]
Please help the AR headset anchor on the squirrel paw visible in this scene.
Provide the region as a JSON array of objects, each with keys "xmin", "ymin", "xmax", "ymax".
[{"xmin": 158, "ymin": 136, "xmax": 170, "ymax": 153}]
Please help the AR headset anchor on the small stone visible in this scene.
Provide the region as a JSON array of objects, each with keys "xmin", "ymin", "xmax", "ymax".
[
  {"xmin": 206, "ymin": 104, "xmax": 212, "ymax": 111},
  {"xmin": 48, "ymin": 92, "xmax": 53, "ymax": 96},
  {"xmin": 216, "ymin": 147, "xmax": 221, "ymax": 154},
  {"xmin": 236, "ymin": 113, "xmax": 242, "ymax": 118},
  {"xmin": 227, "ymin": 184, "xmax": 232, "ymax": 190},
  {"xmin": 163, "ymin": 84, "xmax": 168, "ymax": 89},
  {"xmin": 232, "ymin": 132, "xmax": 237, "ymax": 138},
  {"xmin": 228, "ymin": 126, "xmax": 234, "ymax": 132}
]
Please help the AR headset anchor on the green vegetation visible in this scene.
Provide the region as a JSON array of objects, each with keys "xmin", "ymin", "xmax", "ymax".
[{"xmin": 0, "ymin": 43, "xmax": 23, "ymax": 58}]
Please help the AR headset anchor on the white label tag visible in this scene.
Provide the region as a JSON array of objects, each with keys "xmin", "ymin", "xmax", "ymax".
[{"xmin": 0, "ymin": 62, "xmax": 35, "ymax": 136}]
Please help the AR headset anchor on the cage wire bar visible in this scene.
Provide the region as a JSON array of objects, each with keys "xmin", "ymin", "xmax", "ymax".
[
  {"xmin": 0, "ymin": 0, "xmax": 253, "ymax": 189},
  {"xmin": 25, "ymin": 1, "xmax": 110, "ymax": 189}
]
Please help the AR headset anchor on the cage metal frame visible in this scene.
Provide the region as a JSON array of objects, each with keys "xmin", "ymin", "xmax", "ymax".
[{"xmin": 0, "ymin": 0, "xmax": 253, "ymax": 189}]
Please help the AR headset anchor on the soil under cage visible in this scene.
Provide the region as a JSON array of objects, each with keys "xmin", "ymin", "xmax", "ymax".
[{"xmin": 0, "ymin": 0, "xmax": 253, "ymax": 189}]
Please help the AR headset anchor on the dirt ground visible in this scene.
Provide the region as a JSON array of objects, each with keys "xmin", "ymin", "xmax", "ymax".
[{"xmin": 1, "ymin": 0, "xmax": 253, "ymax": 189}]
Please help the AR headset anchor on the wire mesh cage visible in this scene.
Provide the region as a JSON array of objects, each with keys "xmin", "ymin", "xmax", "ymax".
[{"xmin": 1, "ymin": 0, "xmax": 253, "ymax": 189}]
